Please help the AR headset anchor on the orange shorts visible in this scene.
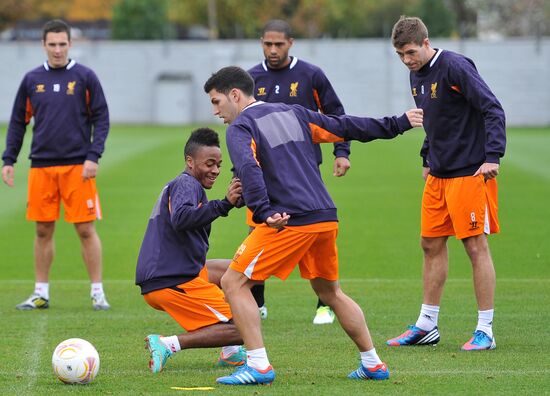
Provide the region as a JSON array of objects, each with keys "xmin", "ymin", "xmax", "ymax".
[
  {"xmin": 230, "ymin": 222, "xmax": 339, "ymax": 281},
  {"xmin": 421, "ymin": 174, "xmax": 499, "ymax": 240},
  {"xmin": 143, "ymin": 267, "xmax": 233, "ymax": 332},
  {"xmin": 27, "ymin": 165, "xmax": 101, "ymax": 223}
]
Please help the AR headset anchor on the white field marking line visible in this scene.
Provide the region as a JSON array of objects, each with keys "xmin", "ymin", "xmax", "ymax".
[
  {"xmin": 392, "ymin": 369, "xmax": 550, "ymax": 376},
  {"xmin": 0, "ymin": 279, "xmax": 138, "ymax": 284},
  {"xmin": 21, "ymin": 315, "xmax": 47, "ymax": 389},
  {"xmin": 2, "ymin": 311, "xmax": 545, "ymax": 320},
  {"xmin": 1, "ymin": 368, "xmax": 547, "ymax": 377},
  {"xmin": 0, "ymin": 278, "xmax": 549, "ymax": 284}
]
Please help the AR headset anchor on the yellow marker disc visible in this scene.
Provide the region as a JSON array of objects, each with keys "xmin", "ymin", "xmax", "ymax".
[{"xmin": 170, "ymin": 386, "xmax": 215, "ymax": 391}]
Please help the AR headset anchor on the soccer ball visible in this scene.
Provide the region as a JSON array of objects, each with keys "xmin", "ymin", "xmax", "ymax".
[{"xmin": 52, "ymin": 338, "xmax": 100, "ymax": 384}]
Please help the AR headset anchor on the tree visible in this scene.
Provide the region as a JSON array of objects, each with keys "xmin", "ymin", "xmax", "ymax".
[
  {"xmin": 111, "ymin": 0, "xmax": 175, "ymax": 39},
  {"xmin": 0, "ymin": 0, "xmax": 29, "ymax": 32},
  {"xmin": 168, "ymin": 0, "xmax": 297, "ymax": 39},
  {"xmin": 67, "ymin": 0, "xmax": 116, "ymax": 21},
  {"xmin": 0, "ymin": 0, "xmax": 115, "ymax": 33},
  {"xmin": 274, "ymin": 0, "xmax": 424, "ymax": 39},
  {"xmin": 0, "ymin": 0, "xmax": 73, "ymax": 32},
  {"xmin": 449, "ymin": 0, "xmax": 478, "ymax": 38},
  {"xmin": 468, "ymin": 0, "xmax": 549, "ymax": 37},
  {"xmin": 167, "ymin": 0, "xmax": 419, "ymax": 39},
  {"xmin": 405, "ymin": 0, "xmax": 455, "ymax": 37}
]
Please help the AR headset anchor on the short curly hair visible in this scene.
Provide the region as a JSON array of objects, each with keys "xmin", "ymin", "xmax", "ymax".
[{"xmin": 184, "ymin": 128, "xmax": 220, "ymax": 157}]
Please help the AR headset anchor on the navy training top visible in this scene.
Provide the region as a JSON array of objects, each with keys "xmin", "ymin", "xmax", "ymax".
[
  {"xmin": 135, "ymin": 172, "xmax": 234, "ymax": 294},
  {"xmin": 2, "ymin": 60, "xmax": 110, "ymax": 168},
  {"xmin": 410, "ymin": 49, "xmax": 506, "ymax": 177}
]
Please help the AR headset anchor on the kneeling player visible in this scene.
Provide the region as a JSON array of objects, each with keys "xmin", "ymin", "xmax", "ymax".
[{"xmin": 135, "ymin": 128, "xmax": 245, "ymax": 372}]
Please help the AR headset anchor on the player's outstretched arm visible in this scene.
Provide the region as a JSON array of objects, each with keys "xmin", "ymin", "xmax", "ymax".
[
  {"xmin": 2, "ymin": 165, "xmax": 14, "ymax": 187},
  {"xmin": 304, "ymin": 107, "xmax": 423, "ymax": 144}
]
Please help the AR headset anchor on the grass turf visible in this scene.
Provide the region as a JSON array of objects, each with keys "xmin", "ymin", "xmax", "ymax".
[{"xmin": 0, "ymin": 125, "xmax": 549, "ymax": 395}]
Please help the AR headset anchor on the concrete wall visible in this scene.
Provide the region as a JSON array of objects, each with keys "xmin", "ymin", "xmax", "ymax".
[{"xmin": 0, "ymin": 38, "xmax": 548, "ymax": 126}]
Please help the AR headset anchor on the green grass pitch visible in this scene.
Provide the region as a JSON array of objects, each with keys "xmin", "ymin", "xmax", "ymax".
[{"xmin": 0, "ymin": 125, "xmax": 549, "ymax": 395}]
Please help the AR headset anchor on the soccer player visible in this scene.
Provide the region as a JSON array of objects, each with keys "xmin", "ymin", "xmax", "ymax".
[
  {"xmin": 135, "ymin": 128, "xmax": 247, "ymax": 373},
  {"xmin": 247, "ymin": 19, "xmax": 351, "ymax": 325},
  {"xmin": 386, "ymin": 16, "xmax": 506, "ymax": 351},
  {"xmin": 204, "ymin": 66, "xmax": 423, "ymax": 385},
  {"xmin": 2, "ymin": 19, "xmax": 111, "ymax": 310}
]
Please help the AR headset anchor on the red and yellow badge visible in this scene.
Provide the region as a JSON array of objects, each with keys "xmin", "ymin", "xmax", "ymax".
[{"xmin": 67, "ymin": 81, "xmax": 76, "ymax": 95}]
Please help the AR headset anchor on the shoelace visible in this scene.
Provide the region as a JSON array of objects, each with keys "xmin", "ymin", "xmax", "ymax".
[{"xmin": 473, "ymin": 331, "xmax": 487, "ymax": 344}]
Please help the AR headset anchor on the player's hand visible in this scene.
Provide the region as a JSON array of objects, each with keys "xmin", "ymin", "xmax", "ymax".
[
  {"xmin": 474, "ymin": 162, "xmax": 499, "ymax": 180},
  {"xmin": 2, "ymin": 165, "xmax": 15, "ymax": 187},
  {"xmin": 422, "ymin": 167, "xmax": 430, "ymax": 181},
  {"xmin": 333, "ymin": 157, "xmax": 351, "ymax": 177},
  {"xmin": 406, "ymin": 108, "xmax": 424, "ymax": 127},
  {"xmin": 226, "ymin": 177, "xmax": 243, "ymax": 206},
  {"xmin": 266, "ymin": 212, "xmax": 290, "ymax": 230},
  {"xmin": 82, "ymin": 160, "xmax": 98, "ymax": 181}
]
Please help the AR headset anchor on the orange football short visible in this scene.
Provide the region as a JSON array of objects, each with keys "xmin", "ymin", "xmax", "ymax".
[
  {"xmin": 27, "ymin": 165, "xmax": 101, "ymax": 223},
  {"xmin": 230, "ymin": 221, "xmax": 339, "ymax": 281},
  {"xmin": 143, "ymin": 266, "xmax": 233, "ymax": 332},
  {"xmin": 421, "ymin": 174, "xmax": 499, "ymax": 240}
]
